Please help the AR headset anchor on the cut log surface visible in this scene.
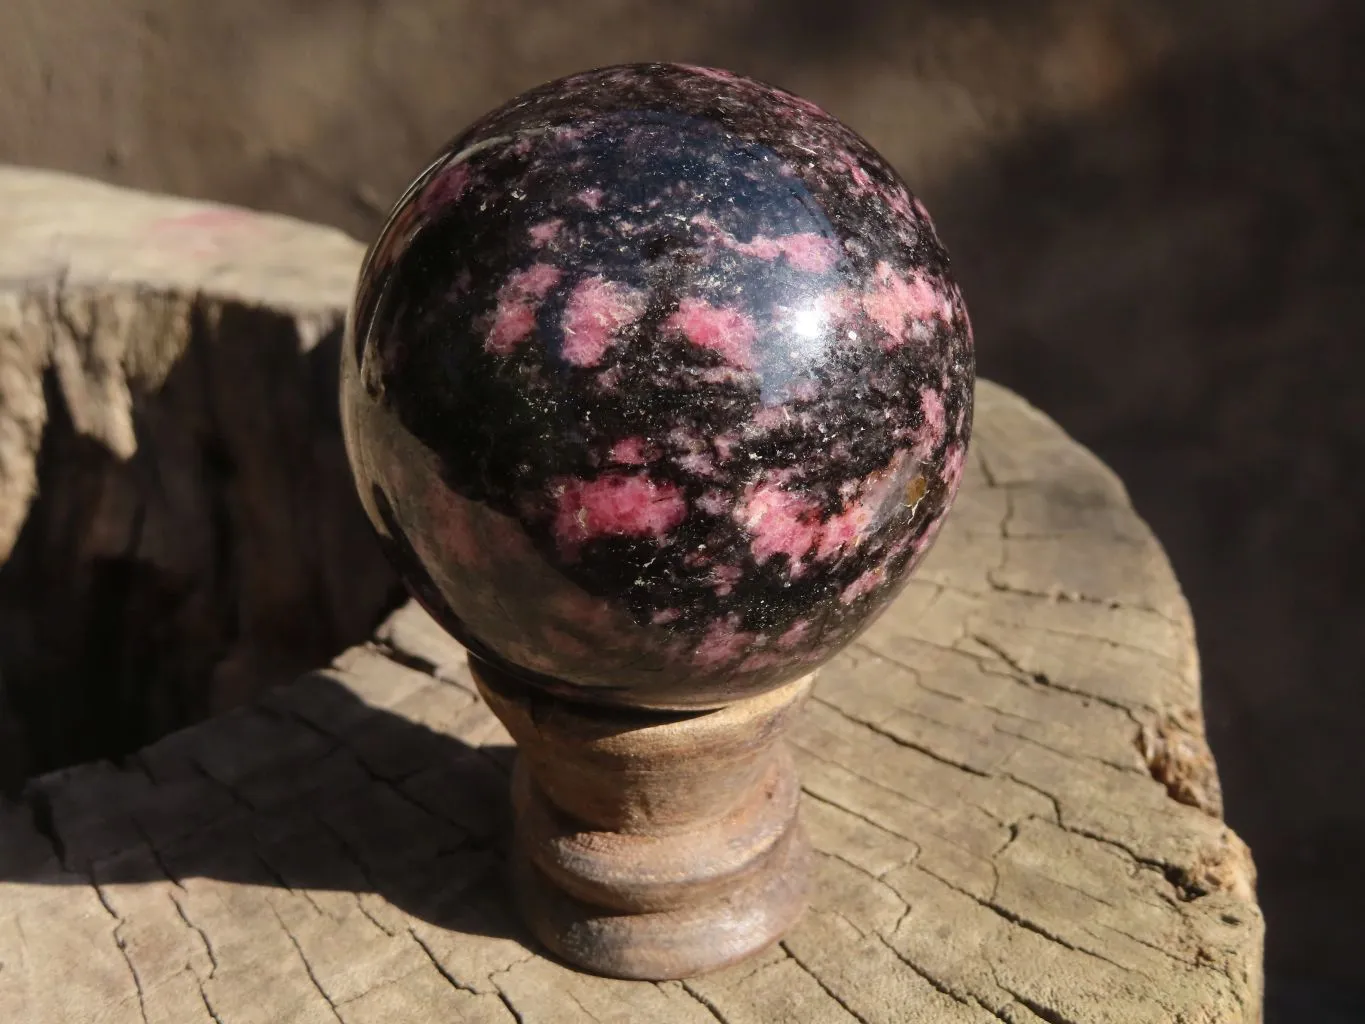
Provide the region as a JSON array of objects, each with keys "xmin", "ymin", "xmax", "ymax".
[{"xmin": 0, "ymin": 168, "xmax": 1263, "ymax": 1023}]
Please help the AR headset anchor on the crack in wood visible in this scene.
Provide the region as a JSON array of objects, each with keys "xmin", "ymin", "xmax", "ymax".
[
  {"xmin": 871, "ymin": 933, "xmax": 1011, "ymax": 1023},
  {"xmin": 810, "ymin": 695, "xmax": 992, "ymax": 777},
  {"xmin": 191, "ymin": 966, "xmax": 226, "ymax": 1024},
  {"xmin": 681, "ymin": 982, "xmax": 739, "ymax": 1024},
  {"xmin": 794, "ymin": 740, "xmax": 1017, "ymax": 838},
  {"xmin": 779, "ymin": 941, "xmax": 872, "ymax": 1023},
  {"xmin": 268, "ymin": 900, "xmax": 344, "ymax": 1022},
  {"xmin": 915, "ymin": 860, "xmax": 1150, "ymax": 981},
  {"xmin": 985, "ymin": 572, "xmax": 1178, "ymax": 625},
  {"xmin": 990, "ymin": 722, "xmax": 1147, "ymax": 777},
  {"xmin": 669, "ymin": 982, "xmax": 728, "ymax": 1024},
  {"xmin": 368, "ymin": 637, "xmax": 479, "ymax": 698},
  {"xmin": 353, "ymin": 893, "xmax": 398, "ymax": 938},
  {"xmin": 1056, "ymin": 822, "xmax": 1215, "ymax": 903},
  {"xmin": 811, "ymin": 839, "xmax": 918, "ymax": 890},
  {"xmin": 565, "ymin": 990, "xmax": 607, "ymax": 1024},
  {"xmin": 969, "ymin": 634, "xmax": 1139, "ymax": 715},
  {"xmin": 88, "ymin": 875, "xmax": 152, "ymax": 1024},
  {"xmin": 495, "ymin": 988, "xmax": 529, "ymax": 1023},
  {"xmin": 115, "ymin": 929, "xmax": 151, "ymax": 1024},
  {"xmin": 799, "ymin": 789, "xmax": 922, "ymax": 851},
  {"xmin": 918, "ymin": 575, "xmax": 1190, "ymax": 661},
  {"xmin": 409, "ymin": 928, "xmax": 483, "ymax": 995},
  {"xmin": 1002, "ymin": 988, "xmax": 1078, "ymax": 1024},
  {"xmin": 168, "ymin": 890, "xmax": 219, "ymax": 978},
  {"xmin": 856, "ymin": 634, "xmax": 1160, "ymax": 756}
]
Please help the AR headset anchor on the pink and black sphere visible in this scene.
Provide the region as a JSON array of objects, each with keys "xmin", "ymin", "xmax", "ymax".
[{"xmin": 341, "ymin": 63, "xmax": 974, "ymax": 708}]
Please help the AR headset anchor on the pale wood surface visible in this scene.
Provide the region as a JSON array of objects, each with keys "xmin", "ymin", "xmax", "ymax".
[{"xmin": 0, "ymin": 168, "xmax": 1263, "ymax": 1023}]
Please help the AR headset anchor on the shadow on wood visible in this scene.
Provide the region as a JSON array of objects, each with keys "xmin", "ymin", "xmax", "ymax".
[
  {"xmin": 7, "ymin": 667, "xmax": 523, "ymax": 945},
  {"xmin": 0, "ymin": 176, "xmax": 403, "ymax": 791},
  {"xmin": 0, "ymin": 310, "xmax": 401, "ymax": 789}
]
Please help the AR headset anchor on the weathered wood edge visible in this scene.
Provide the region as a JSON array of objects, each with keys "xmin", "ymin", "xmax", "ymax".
[
  {"xmin": 0, "ymin": 167, "xmax": 1264, "ymax": 1024},
  {"xmin": 0, "ymin": 167, "xmax": 398, "ymax": 785},
  {"xmin": 0, "ymin": 165, "xmax": 365, "ymax": 562}
]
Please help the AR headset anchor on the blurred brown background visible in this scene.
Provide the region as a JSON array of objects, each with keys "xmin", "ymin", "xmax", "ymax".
[{"xmin": 2, "ymin": 0, "xmax": 1361, "ymax": 1016}]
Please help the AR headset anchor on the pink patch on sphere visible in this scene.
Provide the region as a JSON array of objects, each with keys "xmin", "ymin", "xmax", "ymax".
[
  {"xmin": 608, "ymin": 437, "xmax": 650, "ymax": 465},
  {"xmin": 693, "ymin": 616, "xmax": 755, "ymax": 667},
  {"xmin": 561, "ymin": 277, "xmax": 648, "ymax": 366},
  {"xmin": 740, "ymin": 650, "xmax": 789, "ymax": 672},
  {"xmin": 941, "ymin": 441, "xmax": 968, "ymax": 496},
  {"xmin": 735, "ymin": 480, "xmax": 823, "ymax": 569},
  {"xmin": 840, "ymin": 565, "xmax": 886, "ymax": 605},
  {"xmin": 863, "ymin": 261, "xmax": 952, "ymax": 349},
  {"xmin": 697, "ymin": 491, "xmax": 730, "ymax": 515},
  {"xmin": 677, "ymin": 452, "xmax": 715, "ymax": 476},
  {"xmin": 417, "ymin": 162, "xmax": 472, "ymax": 213},
  {"xmin": 485, "ymin": 305, "xmax": 537, "ymax": 356},
  {"xmin": 552, "ymin": 473, "xmax": 686, "ymax": 556},
  {"xmin": 691, "ymin": 213, "xmax": 839, "ymax": 274},
  {"xmin": 485, "ymin": 263, "xmax": 562, "ymax": 354},
  {"xmin": 528, "ymin": 218, "xmax": 563, "ymax": 246},
  {"xmin": 815, "ymin": 503, "xmax": 875, "ymax": 561},
  {"xmin": 835, "ymin": 151, "xmax": 876, "ymax": 194},
  {"xmin": 709, "ymin": 564, "xmax": 744, "ymax": 596},
  {"xmin": 664, "ymin": 298, "xmax": 759, "ymax": 369},
  {"xmin": 735, "ymin": 232, "xmax": 839, "ymax": 273},
  {"xmin": 913, "ymin": 388, "xmax": 948, "ymax": 459},
  {"xmin": 777, "ymin": 620, "xmax": 812, "ymax": 648}
]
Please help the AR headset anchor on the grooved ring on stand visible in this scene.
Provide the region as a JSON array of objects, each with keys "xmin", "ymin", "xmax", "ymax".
[
  {"xmin": 513, "ymin": 818, "xmax": 812, "ymax": 981},
  {"xmin": 514, "ymin": 750, "xmax": 801, "ymax": 913}
]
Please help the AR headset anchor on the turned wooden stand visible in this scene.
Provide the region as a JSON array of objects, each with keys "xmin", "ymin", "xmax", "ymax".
[
  {"xmin": 473, "ymin": 657, "xmax": 815, "ymax": 979},
  {"xmin": 0, "ymin": 170, "xmax": 1265, "ymax": 1023}
]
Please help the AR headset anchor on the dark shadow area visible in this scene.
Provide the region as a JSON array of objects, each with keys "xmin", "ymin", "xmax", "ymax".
[
  {"xmin": 6, "ymin": 672, "xmax": 526, "ymax": 949},
  {"xmin": 0, "ymin": 299, "xmax": 401, "ymax": 794},
  {"xmin": 926, "ymin": 0, "xmax": 1365, "ymax": 999},
  {"xmin": 1267, "ymin": 979, "xmax": 1365, "ymax": 1024}
]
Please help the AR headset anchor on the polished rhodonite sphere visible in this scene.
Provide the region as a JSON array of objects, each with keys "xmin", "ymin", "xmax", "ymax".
[{"xmin": 342, "ymin": 63, "xmax": 974, "ymax": 708}]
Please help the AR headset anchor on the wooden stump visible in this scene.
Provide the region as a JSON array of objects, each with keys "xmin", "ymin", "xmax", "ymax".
[{"xmin": 0, "ymin": 168, "xmax": 1263, "ymax": 1023}]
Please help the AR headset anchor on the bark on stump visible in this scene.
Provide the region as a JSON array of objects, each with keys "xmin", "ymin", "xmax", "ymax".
[{"xmin": 0, "ymin": 168, "xmax": 1264, "ymax": 1023}]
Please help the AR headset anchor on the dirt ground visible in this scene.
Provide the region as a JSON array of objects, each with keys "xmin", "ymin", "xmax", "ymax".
[{"xmin": 2, "ymin": 0, "xmax": 1362, "ymax": 1013}]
